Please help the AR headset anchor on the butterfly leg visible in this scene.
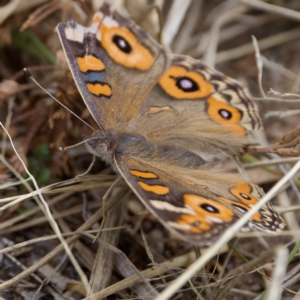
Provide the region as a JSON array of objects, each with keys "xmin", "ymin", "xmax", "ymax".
[{"xmin": 76, "ymin": 154, "xmax": 96, "ymax": 177}]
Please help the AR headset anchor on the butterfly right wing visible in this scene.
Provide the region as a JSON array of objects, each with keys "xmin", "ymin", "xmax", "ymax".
[{"xmin": 115, "ymin": 154, "xmax": 284, "ymax": 245}]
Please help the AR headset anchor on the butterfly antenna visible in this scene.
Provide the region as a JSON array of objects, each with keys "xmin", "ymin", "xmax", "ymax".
[
  {"xmin": 59, "ymin": 136, "xmax": 98, "ymax": 151},
  {"xmin": 23, "ymin": 68, "xmax": 96, "ymax": 132}
]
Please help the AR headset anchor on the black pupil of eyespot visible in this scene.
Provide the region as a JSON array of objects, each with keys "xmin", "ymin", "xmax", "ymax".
[
  {"xmin": 219, "ymin": 109, "xmax": 232, "ymax": 120},
  {"xmin": 201, "ymin": 204, "xmax": 219, "ymax": 213},
  {"xmin": 240, "ymin": 193, "xmax": 251, "ymax": 200},
  {"xmin": 112, "ymin": 35, "xmax": 132, "ymax": 53},
  {"xmin": 175, "ymin": 77, "xmax": 199, "ymax": 92}
]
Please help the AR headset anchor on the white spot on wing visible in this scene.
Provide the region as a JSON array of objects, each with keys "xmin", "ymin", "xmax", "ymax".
[
  {"xmin": 65, "ymin": 24, "xmax": 85, "ymax": 43},
  {"xmin": 150, "ymin": 200, "xmax": 195, "ymax": 214},
  {"xmin": 85, "ymin": 23, "xmax": 98, "ymax": 34},
  {"xmin": 102, "ymin": 16, "xmax": 119, "ymax": 28},
  {"xmin": 86, "ymin": 22, "xmax": 101, "ymax": 41},
  {"xmin": 65, "ymin": 22, "xmax": 101, "ymax": 43}
]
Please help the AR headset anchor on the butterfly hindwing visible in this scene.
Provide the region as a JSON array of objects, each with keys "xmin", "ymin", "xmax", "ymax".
[{"xmin": 114, "ymin": 155, "xmax": 284, "ymax": 245}]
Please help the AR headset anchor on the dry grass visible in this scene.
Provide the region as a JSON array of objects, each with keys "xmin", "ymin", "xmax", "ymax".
[{"xmin": 0, "ymin": 0, "xmax": 300, "ymax": 299}]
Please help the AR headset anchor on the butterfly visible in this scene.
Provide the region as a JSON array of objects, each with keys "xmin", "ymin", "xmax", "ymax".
[{"xmin": 57, "ymin": 3, "xmax": 284, "ymax": 245}]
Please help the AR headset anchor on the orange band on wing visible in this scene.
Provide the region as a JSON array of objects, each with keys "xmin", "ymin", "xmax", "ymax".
[
  {"xmin": 207, "ymin": 97, "xmax": 246, "ymax": 135},
  {"xmin": 86, "ymin": 83, "xmax": 112, "ymax": 97},
  {"xmin": 100, "ymin": 24, "xmax": 154, "ymax": 70},
  {"xmin": 159, "ymin": 66, "xmax": 213, "ymax": 99},
  {"xmin": 130, "ymin": 170, "xmax": 158, "ymax": 179},
  {"xmin": 137, "ymin": 181, "xmax": 169, "ymax": 195},
  {"xmin": 148, "ymin": 106, "xmax": 171, "ymax": 114},
  {"xmin": 77, "ymin": 55, "xmax": 105, "ymax": 73}
]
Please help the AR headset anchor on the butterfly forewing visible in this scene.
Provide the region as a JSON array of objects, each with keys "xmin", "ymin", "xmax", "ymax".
[{"xmin": 57, "ymin": 3, "xmax": 166, "ymax": 132}]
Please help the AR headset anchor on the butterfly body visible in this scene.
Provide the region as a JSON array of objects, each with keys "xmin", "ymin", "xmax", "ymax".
[{"xmin": 58, "ymin": 3, "xmax": 284, "ymax": 245}]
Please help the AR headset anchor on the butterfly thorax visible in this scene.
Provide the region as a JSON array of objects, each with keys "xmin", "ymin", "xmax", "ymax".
[
  {"xmin": 84, "ymin": 130, "xmax": 153, "ymax": 160},
  {"xmin": 83, "ymin": 130, "xmax": 150, "ymax": 166}
]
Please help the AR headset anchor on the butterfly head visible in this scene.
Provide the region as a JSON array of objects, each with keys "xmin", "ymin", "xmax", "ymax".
[{"xmin": 83, "ymin": 131, "xmax": 114, "ymax": 165}]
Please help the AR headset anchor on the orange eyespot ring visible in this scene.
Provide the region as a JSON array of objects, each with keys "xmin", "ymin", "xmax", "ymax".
[
  {"xmin": 176, "ymin": 194, "xmax": 235, "ymax": 233},
  {"xmin": 159, "ymin": 66, "xmax": 213, "ymax": 99},
  {"xmin": 100, "ymin": 24, "xmax": 154, "ymax": 70},
  {"xmin": 230, "ymin": 183, "xmax": 258, "ymax": 205},
  {"xmin": 184, "ymin": 194, "xmax": 234, "ymax": 221},
  {"xmin": 220, "ymin": 191, "xmax": 262, "ymax": 222},
  {"xmin": 207, "ymin": 97, "xmax": 246, "ymax": 135}
]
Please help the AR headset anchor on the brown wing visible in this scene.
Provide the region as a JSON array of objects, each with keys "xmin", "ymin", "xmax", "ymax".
[
  {"xmin": 135, "ymin": 55, "xmax": 262, "ymax": 161},
  {"xmin": 57, "ymin": 3, "xmax": 167, "ymax": 132},
  {"xmin": 114, "ymin": 154, "xmax": 284, "ymax": 246}
]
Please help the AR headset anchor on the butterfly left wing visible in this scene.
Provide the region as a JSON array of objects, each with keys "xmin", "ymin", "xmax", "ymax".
[
  {"xmin": 115, "ymin": 154, "xmax": 284, "ymax": 245},
  {"xmin": 57, "ymin": 3, "xmax": 167, "ymax": 132}
]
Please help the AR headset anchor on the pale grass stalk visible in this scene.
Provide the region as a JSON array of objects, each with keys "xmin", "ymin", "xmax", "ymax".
[
  {"xmin": 269, "ymin": 90, "xmax": 300, "ymax": 98},
  {"xmin": 203, "ymin": 4, "xmax": 247, "ymax": 67},
  {"xmin": 252, "ymin": 35, "xmax": 266, "ymax": 98},
  {"xmin": 0, "ymin": 0, "xmax": 48, "ymax": 25},
  {"xmin": 0, "ymin": 186, "xmax": 41, "ymax": 209},
  {"xmin": 265, "ymin": 110, "xmax": 300, "ymax": 119},
  {"xmin": 0, "ymin": 177, "xmax": 31, "ymax": 189},
  {"xmin": 242, "ymin": 157, "xmax": 300, "ymax": 169},
  {"xmin": 0, "ymin": 123, "xmax": 91, "ymax": 294},
  {"xmin": 83, "ymin": 251, "xmax": 197, "ymax": 300},
  {"xmin": 241, "ymin": 0, "xmax": 300, "ymax": 22},
  {"xmin": 161, "ymin": 0, "xmax": 191, "ymax": 49},
  {"xmin": 0, "ymin": 175, "xmax": 115, "ymax": 207},
  {"xmin": 262, "ymin": 56, "xmax": 300, "ymax": 82},
  {"xmin": 216, "ymin": 27, "xmax": 300, "ymax": 64},
  {"xmin": 277, "ymin": 206, "xmax": 300, "ymax": 214},
  {"xmin": 0, "ymin": 226, "xmax": 128, "ymax": 255},
  {"xmin": 93, "ymin": 176, "xmax": 123, "ymax": 242},
  {"xmin": 277, "ymin": 191, "xmax": 300, "ymax": 238},
  {"xmin": 235, "ymin": 230, "xmax": 300, "ymax": 238},
  {"xmin": 265, "ymin": 247, "xmax": 288, "ymax": 300},
  {"xmin": 0, "ymin": 192, "xmax": 74, "ymax": 230},
  {"xmin": 1, "ymin": 97, "xmax": 15, "ymax": 157},
  {"xmin": 255, "ymin": 97, "xmax": 300, "ymax": 103},
  {"xmin": 156, "ymin": 159, "xmax": 300, "ymax": 300}
]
